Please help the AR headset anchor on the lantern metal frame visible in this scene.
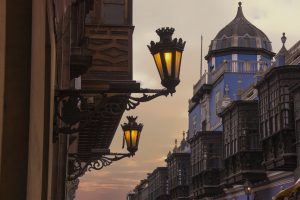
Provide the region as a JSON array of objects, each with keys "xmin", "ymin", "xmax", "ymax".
[
  {"xmin": 148, "ymin": 27, "xmax": 186, "ymax": 92},
  {"xmin": 121, "ymin": 116, "xmax": 143, "ymax": 154},
  {"xmin": 68, "ymin": 116, "xmax": 143, "ymax": 180}
]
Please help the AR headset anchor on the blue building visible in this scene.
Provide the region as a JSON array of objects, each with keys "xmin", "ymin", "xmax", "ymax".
[
  {"xmin": 189, "ymin": 2, "xmax": 275, "ymax": 136},
  {"xmin": 188, "ymin": 2, "xmax": 297, "ymax": 200}
]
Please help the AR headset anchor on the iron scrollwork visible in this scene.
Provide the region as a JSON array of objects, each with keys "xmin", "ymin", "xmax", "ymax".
[
  {"xmin": 68, "ymin": 153, "xmax": 131, "ymax": 181},
  {"xmin": 54, "ymin": 88, "xmax": 171, "ymax": 135}
]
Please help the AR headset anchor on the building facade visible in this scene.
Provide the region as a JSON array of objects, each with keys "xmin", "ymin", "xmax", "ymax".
[
  {"xmin": 129, "ymin": 2, "xmax": 300, "ymax": 200},
  {"xmin": 1, "ymin": 0, "xmax": 136, "ymax": 200},
  {"xmin": 148, "ymin": 167, "xmax": 169, "ymax": 200},
  {"xmin": 188, "ymin": 131, "xmax": 223, "ymax": 199},
  {"xmin": 188, "ymin": 2, "xmax": 300, "ymax": 200},
  {"xmin": 189, "ymin": 2, "xmax": 275, "ymax": 136}
]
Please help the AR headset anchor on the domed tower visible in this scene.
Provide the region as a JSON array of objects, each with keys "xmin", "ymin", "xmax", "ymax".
[
  {"xmin": 206, "ymin": 2, "xmax": 275, "ymax": 68},
  {"xmin": 189, "ymin": 2, "xmax": 275, "ymax": 134}
]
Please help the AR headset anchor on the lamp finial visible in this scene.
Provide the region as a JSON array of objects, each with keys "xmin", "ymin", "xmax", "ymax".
[{"xmin": 281, "ymin": 32, "xmax": 287, "ymax": 46}]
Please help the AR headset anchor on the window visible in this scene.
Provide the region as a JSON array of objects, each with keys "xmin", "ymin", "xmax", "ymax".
[{"xmin": 102, "ymin": 0, "xmax": 126, "ymax": 25}]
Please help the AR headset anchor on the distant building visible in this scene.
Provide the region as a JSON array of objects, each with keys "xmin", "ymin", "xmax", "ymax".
[
  {"xmin": 290, "ymin": 82, "xmax": 300, "ymax": 181},
  {"xmin": 148, "ymin": 167, "xmax": 169, "ymax": 200},
  {"xmin": 0, "ymin": 0, "xmax": 135, "ymax": 200},
  {"xmin": 166, "ymin": 133, "xmax": 191, "ymax": 200},
  {"xmin": 286, "ymin": 41, "xmax": 300, "ymax": 65},
  {"xmin": 132, "ymin": 179, "xmax": 150, "ymax": 200},
  {"xmin": 127, "ymin": 191, "xmax": 136, "ymax": 200},
  {"xmin": 256, "ymin": 66, "xmax": 300, "ymax": 171},
  {"xmin": 128, "ymin": 2, "xmax": 300, "ymax": 200},
  {"xmin": 188, "ymin": 2, "xmax": 300, "ymax": 200},
  {"xmin": 189, "ymin": 2, "xmax": 275, "ymax": 137},
  {"xmin": 188, "ymin": 131, "xmax": 223, "ymax": 199}
]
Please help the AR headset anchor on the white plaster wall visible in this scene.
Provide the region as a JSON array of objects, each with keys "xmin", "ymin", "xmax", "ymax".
[{"xmin": 232, "ymin": 54, "xmax": 238, "ymax": 61}]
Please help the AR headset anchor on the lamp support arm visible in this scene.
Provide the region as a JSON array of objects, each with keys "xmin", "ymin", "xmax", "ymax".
[
  {"xmin": 126, "ymin": 88, "xmax": 171, "ymax": 110},
  {"xmin": 68, "ymin": 152, "xmax": 132, "ymax": 181},
  {"xmin": 54, "ymin": 87, "xmax": 174, "ymax": 135}
]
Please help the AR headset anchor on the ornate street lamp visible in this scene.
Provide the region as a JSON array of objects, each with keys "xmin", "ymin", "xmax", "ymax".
[
  {"xmin": 122, "ymin": 116, "xmax": 143, "ymax": 155},
  {"xmin": 55, "ymin": 27, "xmax": 186, "ymax": 180},
  {"xmin": 244, "ymin": 180, "xmax": 252, "ymax": 200},
  {"xmin": 68, "ymin": 116, "xmax": 143, "ymax": 180},
  {"xmin": 148, "ymin": 27, "xmax": 186, "ymax": 93},
  {"xmin": 55, "ymin": 27, "xmax": 186, "ymax": 134}
]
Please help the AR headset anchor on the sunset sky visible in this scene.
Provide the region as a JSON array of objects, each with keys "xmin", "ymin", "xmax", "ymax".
[{"xmin": 75, "ymin": 1, "xmax": 300, "ymax": 199}]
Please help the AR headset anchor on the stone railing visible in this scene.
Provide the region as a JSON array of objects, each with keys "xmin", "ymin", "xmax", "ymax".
[
  {"xmin": 192, "ymin": 60, "xmax": 276, "ymax": 93},
  {"xmin": 211, "ymin": 60, "xmax": 266, "ymax": 84},
  {"xmin": 193, "ymin": 72, "xmax": 208, "ymax": 95}
]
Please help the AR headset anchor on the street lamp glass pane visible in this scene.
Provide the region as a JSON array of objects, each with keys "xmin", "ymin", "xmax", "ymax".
[
  {"xmin": 175, "ymin": 51, "xmax": 182, "ymax": 79},
  {"xmin": 154, "ymin": 53, "xmax": 164, "ymax": 79},
  {"xmin": 124, "ymin": 130, "xmax": 131, "ymax": 147},
  {"xmin": 164, "ymin": 52, "xmax": 172, "ymax": 76},
  {"xmin": 131, "ymin": 130, "xmax": 138, "ymax": 147}
]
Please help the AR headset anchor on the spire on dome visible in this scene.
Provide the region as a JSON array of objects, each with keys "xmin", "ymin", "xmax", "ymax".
[
  {"xmin": 207, "ymin": 2, "xmax": 274, "ymax": 56},
  {"xmin": 235, "ymin": 2, "xmax": 245, "ymax": 19}
]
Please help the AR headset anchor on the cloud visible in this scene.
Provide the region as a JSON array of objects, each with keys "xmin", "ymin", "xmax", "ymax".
[{"xmin": 249, "ymin": 8, "xmax": 268, "ymax": 20}]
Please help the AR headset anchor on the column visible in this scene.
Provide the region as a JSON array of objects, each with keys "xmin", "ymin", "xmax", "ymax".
[{"xmin": 0, "ymin": 0, "xmax": 32, "ymax": 199}]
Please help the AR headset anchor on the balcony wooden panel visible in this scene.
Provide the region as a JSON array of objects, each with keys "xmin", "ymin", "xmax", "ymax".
[
  {"xmin": 82, "ymin": 26, "xmax": 134, "ymax": 89},
  {"xmin": 192, "ymin": 169, "xmax": 223, "ymax": 198},
  {"xmin": 262, "ymin": 130, "xmax": 296, "ymax": 171},
  {"xmin": 76, "ymin": 95, "xmax": 126, "ymax": 161},
  {"xmin": 222, "ymin": 151, "xmax": 266, "ymax": 187}
]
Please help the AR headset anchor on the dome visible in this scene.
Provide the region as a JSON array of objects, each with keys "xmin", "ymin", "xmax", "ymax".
[{"xmin": 208, "ymin": 2, "xmax": 273, "ymax": 54}]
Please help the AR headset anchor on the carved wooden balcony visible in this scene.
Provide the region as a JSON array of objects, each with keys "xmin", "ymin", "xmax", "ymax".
[
  {"xmin": 192, "ymin": 169, "xmax": 223, "ymax": 198},
  {"xmin": 219, "ymin": 100, "xmax": 266, "ymax": 187},
  {"xmin": 261, "ymin": 130, "xmax": 296, "ymax": 171},
  {"xmin": 222, "ymin": 151, "xmax": 266, "ymax": 187},
  {"xmin": 256, "ymin": 65, "xmax": 300, "ymax": 171},
  {"xmin": 189, "ymin": 131, "xmax": 223, "ymax": 198}
]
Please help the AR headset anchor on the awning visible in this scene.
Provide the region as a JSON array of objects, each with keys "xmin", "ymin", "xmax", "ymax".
[{"xmin": 272, "ymin": 181, "xmax": 300, "ymax": 200}]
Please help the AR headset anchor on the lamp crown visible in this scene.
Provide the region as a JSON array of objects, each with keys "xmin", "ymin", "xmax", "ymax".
[
  {"xmin": 126, "ymin": 116, "xmax": 138, "ymax": 123},
  {"xmin": 148, "ymin": 27, "xmax": 186, "ymax": 54},
  {"xmin": 122, "ymin": 116, "xmax": 143, "ymax": 132},
  {"xmin": 156, "ymin": 27, "xmax": 175, "ymax": 42}
]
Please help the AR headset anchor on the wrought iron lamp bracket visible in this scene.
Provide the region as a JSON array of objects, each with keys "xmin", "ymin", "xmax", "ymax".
[
  {"xmin": 125, "ymin": 88, "xmax": 171, "ymax": 110},
  {"xmin": 54, "ymin": 88, "xmax": 172, "ymax": 135},
  {"xmin": 68, "ymin": 152, "xmax": 132, "ymax": 181}
]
